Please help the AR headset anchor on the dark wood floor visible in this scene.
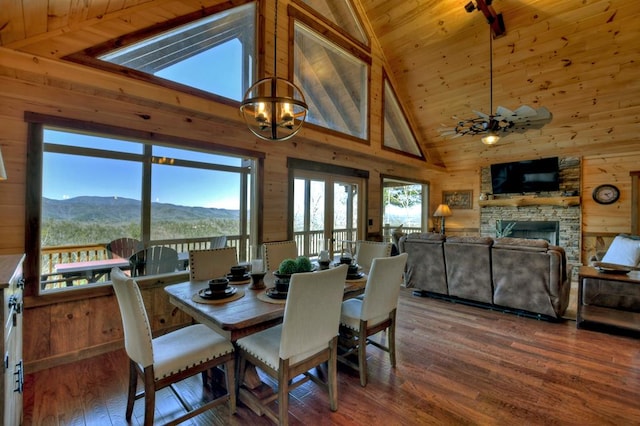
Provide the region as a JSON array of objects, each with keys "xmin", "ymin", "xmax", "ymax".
[{"xmin": 23, "ymin": 288, "xmax": 640, "ymax": 425}]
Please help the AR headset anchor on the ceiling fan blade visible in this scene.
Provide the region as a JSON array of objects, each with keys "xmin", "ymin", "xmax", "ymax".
[
  {"xmin": 534, "ymin": 107, "xmax": 552, "ymax": 121},
  {"xmin": 513, "ymin": 105, "xmax": 537, "ymax": 117},
  {"xmin": 495, "ymin": 106, "xmax": 515, "ymax": 118},
  {"xmin": 473, "ymin": 110, "xmax": 491, "ymax": 120}
]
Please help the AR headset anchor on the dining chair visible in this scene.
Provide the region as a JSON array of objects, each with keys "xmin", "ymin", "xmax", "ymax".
[
  {"xmin": 106, "ymin": 237, "xmax": 143, "ymax": 259},
  {"xmin": 263, "ymin": 240, "xmax": 298, "ymax": 272},
  {"xmin": 338, "ymin": 253, "xmax": 408, "ymax": 387},
  {"xmin": 210, "ymin": 235, "xmax": 227, "ymax": 249},
  {"xmin": 110, "ymin": 267, "xmax": 236, "ymax": 425},
  {"xmin": 236, "ymin": 264, "xmax": 349, "ymax": 425},
  {"xmin": 129, "ymin": 246, "xmax": 179, "ymax": 277},
  {"xmin": 354, "ymin": 240, "xmax": 393, "ymax": 273},
  {"xmin": 189, "ymin": 247, "xmax": 238, "ymax": 281}
]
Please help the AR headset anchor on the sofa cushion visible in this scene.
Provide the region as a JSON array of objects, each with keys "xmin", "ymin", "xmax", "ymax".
[
  {"xmin": 445, "ymin": 236, "xmax": 493, "ymax": 246},
  {"xmin": 601, "ymin": 235, "xmax": 640, "ymax": 267},
  {"xmin": 492, "ymin": 237, "xmax": 549, "ymax": 252}
]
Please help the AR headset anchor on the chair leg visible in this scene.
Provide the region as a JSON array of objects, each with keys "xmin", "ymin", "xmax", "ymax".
[
  {"xmin": 389, "ymin": 320, "xmax": 397, "ymax": 367},
  {"xmin": 278, "ymin": 359, "xmax": 290, "ymax": 426},
  {"xmin": 328, "ymin": 337, "xmax": 339, "ymax": 411},
  {"xmin": 143, "ymin": 367, "xmax": 156, "ymax": 426},
  {"xmin": 224, "ymin": 359, "xmax": 237, "ymax": 414},
  {"xmin": 126, "ymin": 359, "xmax": 138, "ymax": 421},
  {"xmin": 358, "ymin": 321, "xmax": 368, "ymax": 387}
]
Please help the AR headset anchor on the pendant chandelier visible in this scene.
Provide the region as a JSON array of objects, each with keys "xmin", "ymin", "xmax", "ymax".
[{"xmin": 240, "ymin": 0, "xmax": 308, "ymax": 141}]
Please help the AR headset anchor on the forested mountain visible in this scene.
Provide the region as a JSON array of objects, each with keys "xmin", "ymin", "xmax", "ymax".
[{"xmin": 42, "ymin": 196, "xmax": 239, "ymax": 222}]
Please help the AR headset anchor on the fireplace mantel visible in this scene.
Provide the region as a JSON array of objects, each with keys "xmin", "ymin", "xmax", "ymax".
[{"xmin": 479, "ymin": 196, "xmax": 580, "ymax": 208}]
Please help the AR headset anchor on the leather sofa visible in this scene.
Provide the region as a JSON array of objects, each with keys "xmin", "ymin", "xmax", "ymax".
[{"xmin": 399, "ymin": 233, "xmax": 571, "ymax": 319}]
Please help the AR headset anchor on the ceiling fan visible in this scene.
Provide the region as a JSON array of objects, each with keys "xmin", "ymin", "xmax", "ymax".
[{"xmin": 439, "ymin": 0, "xmax": 552, "ymax": 145}]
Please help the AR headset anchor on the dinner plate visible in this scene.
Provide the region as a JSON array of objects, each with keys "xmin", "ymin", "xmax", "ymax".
[
  {"xmin": 596, "ymin": 266, "xmax": 630, "ymax": 274},
  {"xmin": 266, "ymin": 287, "xmax": 288, "ymax": 300},
  {"xmin": 346, "ymin": 272, "xmax": 365, "ymax": 280},
  {"xmin": 227, "ymin": 273, "xmax": 251, "ymax": 282},
  {"xmin": 199, "ymin": 286, "xmax": 237, "ymax": 300}
]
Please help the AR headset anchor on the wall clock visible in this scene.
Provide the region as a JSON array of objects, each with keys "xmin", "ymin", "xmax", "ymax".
[{"xmin": 592, "ymin": 184, "xmax": 620, "ymax": 204}]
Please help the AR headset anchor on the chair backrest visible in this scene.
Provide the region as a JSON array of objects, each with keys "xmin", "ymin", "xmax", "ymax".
[
  {"xmin": 355, "ymin": 240, "xmax": 393, "ymax": 272},
  {"xmin": 129, "ymin": 246, "xmax": 179, "ymax": 277},
  {"xmin": 189, "ymin": 247, "xmax": 238, "ymax": 281},
  {"xmin": 106, "ymin": 237, "xmax": 143, "ymax": 259},
  {"xmin": 263, "ymin": 240, "xmax": 298, "ymax": 272},
  {"xmin": 360, "ymin": 253, "xmax": 408, "ymax": 322},
  {"xmin": 280, "ymin": 264, "xmax": 348, "ymax": 362},
  {"xmin": 210, "ymin": 236, "xmax": 227, "ymax": 249},
  {"xmin": 110, "ymin": 267, "xmax": 154, "ymax": 368}
]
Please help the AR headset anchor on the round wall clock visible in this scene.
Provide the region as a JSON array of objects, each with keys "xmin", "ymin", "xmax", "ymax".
[{"xmin": 592, "ymin": 184, "xmax": 620, "ymax": 204}]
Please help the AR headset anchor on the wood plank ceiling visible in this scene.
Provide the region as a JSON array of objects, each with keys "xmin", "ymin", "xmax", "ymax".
[{"xmin": 1, "ymin": 0, "xmax": 638, "ymax": 171}]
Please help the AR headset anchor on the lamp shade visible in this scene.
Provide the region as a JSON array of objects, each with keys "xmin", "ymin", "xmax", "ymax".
[
  {"xmin": 433, "ymin": 204, "xmax": 452, "ymax": 217},
  {"xmin": 0, "ymin": 147, "xmax": 7, "ymax": 180},
  {"xmin": 481, "ymin": 131, "xmax": 500, "ymax": 145}
]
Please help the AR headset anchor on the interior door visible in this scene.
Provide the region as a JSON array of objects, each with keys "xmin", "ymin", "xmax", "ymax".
[{"xmin": 293, "ymin": 171, "xmax": 363, "ymax": 259}]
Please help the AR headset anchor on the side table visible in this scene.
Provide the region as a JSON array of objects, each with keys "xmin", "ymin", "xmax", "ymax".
[{"xmin": 577, "ymin": 266, "xmax": 640, "ymax": 337}]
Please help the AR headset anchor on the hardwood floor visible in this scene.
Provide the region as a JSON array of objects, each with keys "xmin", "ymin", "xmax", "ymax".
[{"xmin": 23, "ymin": 288, "xmax": 640, "ymax": 425}]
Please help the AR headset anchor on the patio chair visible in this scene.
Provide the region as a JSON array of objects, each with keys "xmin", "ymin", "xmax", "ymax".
[
  {"xmin": 354, "ymin": 240, "xmax": 393, "ymax": 274},
  {"xmin": 338, "ymin": 253, "xmax": 408, "ymax": 387},
  {"xmin": 210, "ymin": 236, "xmax": 227, "ymax": 249},
  {"xmin": 189, "ymin": 247, "xmax": 238, "ymax": 281},
  {"xmin": 110, "ymin": 267, "xmax": 235, "ymax": 425},
  {"xmin": 236, "ymin": 264, "xmax": 348, "ymax": 425},
  {"xmin": 106, "ymin": 237, "xmax": 143, "ymax": 259},
  {"xmin": 129, "ymin": 246, "xmax": 178, "ymax": 277},
  {"xmin": 263, "ymin": 240, "xmax": 298, "ymax": 272}
]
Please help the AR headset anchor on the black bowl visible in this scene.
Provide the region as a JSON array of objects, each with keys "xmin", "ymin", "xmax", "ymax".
[
  {"xmin": 339, "ymin": 256, "xmax": 352, "ymax": 265},
  {"xmin": 230, "ymin": 265, "xmax": 247, "ymax": 276},
  {"xmin": 209, "ymin": 277, "xmax": 230, "ymax": 293},
  {"xmin": 275, "ymin": 281, "xmax": 290, "ymax": 293}
]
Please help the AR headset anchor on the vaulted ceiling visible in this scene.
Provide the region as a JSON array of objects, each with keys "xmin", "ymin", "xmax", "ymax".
[{"xmin": 1, "ymin": 0, "xmax": 638, "ymax": 171}]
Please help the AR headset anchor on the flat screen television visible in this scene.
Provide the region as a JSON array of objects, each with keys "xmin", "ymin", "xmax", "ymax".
[{"xmin": 490, "ymin": 157, "xmax": 559, "ymax": 194}]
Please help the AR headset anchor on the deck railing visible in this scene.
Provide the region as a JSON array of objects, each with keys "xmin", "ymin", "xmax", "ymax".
[{"xmin": 39, "ymin": 227, "xmax": 422, "ymax": 290}]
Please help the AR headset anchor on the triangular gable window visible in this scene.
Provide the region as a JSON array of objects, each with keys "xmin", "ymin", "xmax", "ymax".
[
  {"xmin": 295, "ymin": 0, "xmax": 368, "ymax": 47},
  {"xmin": 383, "ymin": 78, "xmax": 424, "ymax": 159},
  {"xmin": 91, "ymin": 3, "xmax": 255, "ymax": 102}
]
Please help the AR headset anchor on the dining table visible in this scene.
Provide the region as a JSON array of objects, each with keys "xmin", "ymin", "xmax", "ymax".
[{"xmin": 164, "ymin": 268, "xmax": 367, "ymax": 415}]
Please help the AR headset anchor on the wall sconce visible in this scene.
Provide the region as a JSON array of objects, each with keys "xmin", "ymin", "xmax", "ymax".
[
  {"xmin": 0, "ymin": 147, "xmax": 7, "ymax": 180},
  {"xmin": 433, "ymin": 204, "xmax": 452, "ymax": 234}
]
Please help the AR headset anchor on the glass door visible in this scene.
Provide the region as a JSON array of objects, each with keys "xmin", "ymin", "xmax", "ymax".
[{"xmin": 293, "ymin": 171, "xmax": 363, "ymax": 259}]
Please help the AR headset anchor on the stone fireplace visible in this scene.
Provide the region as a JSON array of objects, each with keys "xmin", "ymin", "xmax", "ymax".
[{"xmin": 480, "ymin": 157, "xmax": 581, "ymax": 265}]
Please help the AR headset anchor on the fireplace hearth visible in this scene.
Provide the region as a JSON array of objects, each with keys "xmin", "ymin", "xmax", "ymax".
[{"xmin": 499, "ymin": 220, "xmax": 559, "ymax": 245}]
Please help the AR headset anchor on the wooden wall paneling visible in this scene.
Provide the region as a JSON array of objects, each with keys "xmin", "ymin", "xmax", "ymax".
[
  {"xmin": 86, "ymin": 296, "xmax": 122, "ymax": 348},
  {"xmin": 49, "ymin": 299, "xmax": 92, "ymax": 356},
  {"xmin": 22, "ymin": 305, "xmax": 52, "ymax": 366}
]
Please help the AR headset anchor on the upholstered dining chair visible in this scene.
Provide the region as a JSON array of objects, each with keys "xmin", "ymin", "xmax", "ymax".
[
  {"xmin": 110, "ymin": 267, "xmax": 236, "ymax": 425},
  {"xmin": 235, "ymin": 264, "xmax": 349, "ymax": 425},
  {"xmin": 106, "ymin": 237, "xmax": 143, "ymax": 259},
  {"xmin": 189, "ymin": 247, "xmax": 238, "ymax": 281},
  {"xmin": 354, "ymin": 240, "xmax": 393, "ymax": 273},
  {"xmin": 129, "ymin": 246, "xmax": 179, "ymax": 277},
  {"xmin": 338, "ymin": 253, "xmax": 408, "ymax": 387},
  {"xmin": 263, "ymin": 240, "xmax": 298, "ymax": 272}
]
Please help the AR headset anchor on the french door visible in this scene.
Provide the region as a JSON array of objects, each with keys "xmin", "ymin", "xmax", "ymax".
[{"xmin": 292, "ymin": 171, "xmax": 364, "ymax": 259}]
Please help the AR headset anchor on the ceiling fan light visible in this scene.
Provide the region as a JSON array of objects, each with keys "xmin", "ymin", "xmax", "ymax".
[{"xmin": 482, "ymin": 132, "xmax": 500, "ymax": 145}]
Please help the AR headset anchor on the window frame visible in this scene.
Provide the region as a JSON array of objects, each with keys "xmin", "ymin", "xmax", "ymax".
[
  {"xmin": 62, "ymin": 0, "xmax": 258, "ymax": 106},
  {"xmin": 381, "ymin": 174, "xmax": 430, "ymax": 236},
  {"xmin": 289, "ymin": 6, "xmax": 371, "ymax": 143},
  {"xmin": 24, "ymin": 112, "xmax": 265, "ymax": 301}
]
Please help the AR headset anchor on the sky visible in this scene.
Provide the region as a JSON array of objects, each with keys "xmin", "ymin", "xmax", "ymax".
[{"xmin": 43, "ymin": 41, "xmax": 246, "ymax": 210}]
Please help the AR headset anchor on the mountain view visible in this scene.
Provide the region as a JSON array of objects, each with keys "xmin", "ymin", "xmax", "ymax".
[{"xmin": 41, "ymin": 196, "xmax": 240, "ymax": 247}]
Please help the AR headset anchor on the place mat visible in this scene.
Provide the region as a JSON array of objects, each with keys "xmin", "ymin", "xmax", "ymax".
[
  {"xmin": 257, "ymin": 288, "xmax": 287, "ymax": 305},
  {"xmin": 192, "ymin": 287, "xmax": 245, "ymax": 304}
]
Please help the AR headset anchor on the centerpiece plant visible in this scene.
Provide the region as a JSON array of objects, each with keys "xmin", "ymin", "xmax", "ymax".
[{"xmin": 278, "ymin": 256, "xmax": 313, "ymax": 275}]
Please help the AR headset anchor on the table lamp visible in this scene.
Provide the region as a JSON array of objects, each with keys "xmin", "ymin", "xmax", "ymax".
[{"xmin": 433, "ymin": 204, "xmax": 452, "ymax": 234}]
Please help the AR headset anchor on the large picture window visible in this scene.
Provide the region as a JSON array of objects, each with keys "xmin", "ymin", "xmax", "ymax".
[
  {"xmin": 27, "ymin": 117, "xmax": 259, "ymax": 294},
  {"xmin": 293, "ymin": 21, "xmax": 369, "ymax": 139}
]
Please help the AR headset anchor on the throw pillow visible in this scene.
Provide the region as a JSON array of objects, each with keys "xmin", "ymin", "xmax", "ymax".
[{"xmin": 601, "ymin": 235, "xmax": 640, "ymax": 267}]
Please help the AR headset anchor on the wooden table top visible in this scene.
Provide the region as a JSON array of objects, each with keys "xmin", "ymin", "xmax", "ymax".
[
  {"xmin": 578, "ymin": 265, "xmax": 640, "ymax": 283},
  {"xmin": 55, "ymin": 257, "xmax": 130, "ymax": 274},
  {"xmin": 165, "ymin": 272, "xmax": 366, "ymax": 341}
]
